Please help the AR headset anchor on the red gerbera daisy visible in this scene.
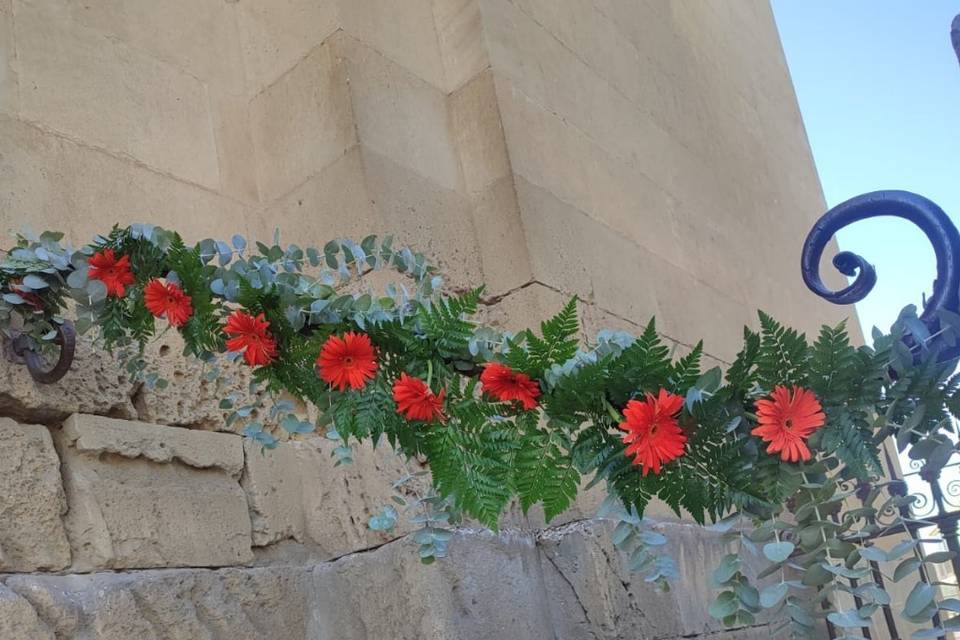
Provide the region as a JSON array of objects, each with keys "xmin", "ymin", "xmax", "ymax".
[
  {"xmin": 223, "ymin": 310, "xmax": 277, "ymax": 367},
  {"xmin": 752, "ymin": 386, "xmax": 826, "ymax": 463},
  {"xmin": 143, "ymin": 279, "xmax": 193, "ymax": 328},
  {"xmin": 618, "ymin": 389, "xmax": 687, "ymax": 476},
  {"xmin": 393, "ymin": 373, "xmax": 446, "ymax": 423},
  {"xmin": 317, "ymin": 332, "xmax": 378, "ymax": 391},
  {"xmin": 480, "ymin": 362, "xmax": 541, "ymax": 410},
  {"xmin": 88, "ymin": 248, "xmax": 135, "ymax": 297}
]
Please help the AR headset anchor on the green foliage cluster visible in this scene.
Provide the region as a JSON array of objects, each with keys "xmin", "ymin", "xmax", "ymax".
[{"xmin": 2, "ymin": 224, "xmax": 959, "ymax": 639}]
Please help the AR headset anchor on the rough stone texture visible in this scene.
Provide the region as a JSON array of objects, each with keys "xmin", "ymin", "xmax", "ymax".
[
  {"xmin": 539, "ymin": 521, "xmax": 779, "ymax": 639},
  {"xmin": 1, "ymin": 526, "xmax": 782, "ymax": 640},
  {"xmin": 0, "ymin": 330, "xmax": 269, "ymax": 432},
  {"xmin": 0, "ymin": 418, "xmax": 70, "ymax": 572},
  {"xmin": 0, "ymin": 584, "xmax": 53, "ymax": 640},
  {"xmin": 55, "ymin": 414, "xmax": 252, "ymax": 571},
  {"xmin": 5, "ymin": 566, "xmax": 313, "ymax": 640},
  {"xmin": 0, "ymin": 333, "xmax": 136, "ymax": 425},
  {"xmin": 242, "ymin": 437, "xmax": 427, "ymax": 556},
  {"xmin": 135, "ymin": 332, "xmax": 272, "ymax": 432}
]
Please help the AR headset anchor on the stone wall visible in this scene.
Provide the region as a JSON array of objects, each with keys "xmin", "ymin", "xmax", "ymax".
[{"xmin": 0, "ymin": 0, "xmax": 861, "ymax": 638}]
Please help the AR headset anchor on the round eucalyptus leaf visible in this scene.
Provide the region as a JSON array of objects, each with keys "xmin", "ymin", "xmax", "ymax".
[
  {"xmin": 763, "ymin": 541, "xmax": 795, "ymax": 563},
  {"xmin": 759, "ymin": 582, "xmax": 789, "ymax": 608}
]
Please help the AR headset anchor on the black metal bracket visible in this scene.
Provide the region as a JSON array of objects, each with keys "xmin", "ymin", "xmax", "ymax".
[{"xmin": 7, "ymin": 321, "xmax": 77, "ymax": 384}]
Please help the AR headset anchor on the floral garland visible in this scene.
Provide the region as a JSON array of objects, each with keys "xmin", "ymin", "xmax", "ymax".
[{"xmin": 2, "ymin": 224, "xmax": 959, "ymax": 638}]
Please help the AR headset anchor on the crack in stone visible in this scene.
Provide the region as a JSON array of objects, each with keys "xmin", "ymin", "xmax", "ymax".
[{"xmin": 540, "ymin": 548, "xmax": 601, "ymax": 640}]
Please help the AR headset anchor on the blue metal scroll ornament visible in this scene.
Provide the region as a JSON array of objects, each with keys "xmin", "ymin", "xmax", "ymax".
[{"xmin": 800, "ymin": 190, "xmax": 960, "ymax": 355}]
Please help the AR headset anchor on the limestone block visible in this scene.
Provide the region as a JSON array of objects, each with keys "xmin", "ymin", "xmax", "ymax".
[
  {"xmin": 470, "ymin": 177, "xmax": 533, "ymax": 294},
  {"xmin": 0, "ymin": 584, "xmax": 53, "ymax": 640},
  {"xmin": 0, "ymin": 331, "xmax": 136, "ymax": 425},
  {"xmin": 252, "ymin": 147, "xmax": 376, "ymax": 245},
  {"xmin": 494, "ymin": 76, "xmax": 688, "ymax": 271},
  {"xmin": 483, "ymin": 0, "xmax": 699, "ymax": 204},
  {"xmin": 434, "ymin": 0, "xmax": 489, "ymax": 92},
  {"xmin": 309, "ymin": 531, "xmax": 557, "ymax": 640},
  {"xmin": 249, "ymin": 42, "xmax": 356, "ymax": 201},
  {"xmin": 0, "ymin": 0, "xmax": 16, "ymax": 116},
  {"xmin": 507, "ymin": 0, "xmax": 650, "ymax": 107},
  {"xmin": 14, "ymin": 2, "xmax": 220, "ymax": 190},
  {"xmin": 333, "ymin": 34, "xmax": 463, "ymax": 192},
  {"xmin": 6, "ymin": 566, "xmax": 313, "ymax": 640},
  {"xmin": 0, "ymin": 116, "xmax": 253, "ymax": 247},
  {"xmin": 134, "ymin": 332, "xmax": 269, "ymax": 432},
  {"xmin": 0, "ymin": 418, "xmax": 71, "ymax": 571},
  {"xmin": 211, "ymin": 92, "xmax": 260, "ymax": 202},
  {"xmin": 540, "ymin": 520, "xmax": 781, "ymax": 639},
  {"xmin": 340, "ymin": 0, "xmax": 446, "ymax": 91},
  {"xmin": 63, "ymin": 414, "xmax": 243, "ymax": 476},
  {"xmin": 3, "ymin": 532, "xmax": 555, "ymax": 640},
  {"xmin": 243, "ymin": 437, "xmax": 427, "ymax": 555},
  {"xmin": 235, "ymin": 0, "xmax": 339, "ymax": 94},
  {"xmin": 361, "ymin": 147, "xmax": 483, "ymax": 290},
  {"xmin": 55, "ymin": 414, "xmax": 253, "ymax": 571},
  {"xmin": 23, "ymin": 0, "xmax": 246, "ymax": 95},
  {"xmin": 448, "ymin": 70, "xmax": 511, "ymax": 195}
]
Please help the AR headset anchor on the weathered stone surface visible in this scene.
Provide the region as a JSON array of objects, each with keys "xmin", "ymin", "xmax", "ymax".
[
  {"xmin": 0, "ymin": 418, "xmax": 70, "ymax": 571},
  {"xmin": 249, "ymin": 41, "xmax": 356, "ymax": 201},
  {"xmin": 539, "ymin": 520, "xmax": 780, "ymax": 640},
  {"xmin": 63, "ymin": 414, "xmax": 243, "ymax": 476},
  {"xmin": 135, "ymin": 332, "xmax": 269, "ymax": 432},
  {"xmin": 55, "ymin": 415, "xmax": 252, "ymax": 571},
  {"xmin": 0, "ymin": 332, "xmax": 136, "ymax": 425},
  {"xmin": 6, "ymin": 565, "xmax": 312, "ymax": 640},
  {"xmin": 0, "ymin": 329, "xmax": 267, "ymax": 433},
  {"xmin": 0, "ymin": 584, "xmax": 53, "ymax": 640},
  {"xmin": 243, "ymin": 437, "xmax": 425, "ymax": 555},
  {"xmin": 14, "ymin": 1, "xmax": 220, "ymax": 190}
]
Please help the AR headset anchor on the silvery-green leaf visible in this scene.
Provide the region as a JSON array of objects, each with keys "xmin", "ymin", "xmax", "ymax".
[
  {"xmin": 858, "ymin": 546, "xmax": 887, "ymax": 563},
  {"xmin": 22, "ymin": 274, "xmax": 48, "ymax": 289},
  {"xmin": 905, "ymin": 582, "xmax": 936, "ymax": 617},
  {"xmin": 763, "ymin": 541, "xmax": 795, "ymax": 563},
  {"xmin": 759, "ymin": 582, "xmax": 788, "ymax": 608},
  {"xmin": 708, "ymin": 592, "xmax": 738, "ymax": 619}
]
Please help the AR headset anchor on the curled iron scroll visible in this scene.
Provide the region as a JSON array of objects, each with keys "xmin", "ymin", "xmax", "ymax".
[
  {"xmin": 800, "ymin": 190, "xmax": 960, "ymax": 338},
  {"xmin": 11, "ymin": 321, "xmax": 77, "ymax": 384}
]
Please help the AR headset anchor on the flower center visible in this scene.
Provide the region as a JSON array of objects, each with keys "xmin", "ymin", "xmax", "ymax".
[
  {"xmin": 343, "ymin": 356, "xmax": 354, "ymax": 365},
  {"xmin": 784, "ymin": 418, "xmax": 794, "ymax": 431}
]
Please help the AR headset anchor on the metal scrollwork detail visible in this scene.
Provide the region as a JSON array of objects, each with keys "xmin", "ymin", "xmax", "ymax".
[
  {"xmin": 801, "ymin": 190, "xmax": 960, "ymax": 338},
  {"xmin": 9, "ymin": 321, "xmax": 77, "ymax": 384}
]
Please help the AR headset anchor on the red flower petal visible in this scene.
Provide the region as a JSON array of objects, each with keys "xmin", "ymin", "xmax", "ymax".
[
  {"xmin": 480, "ymin": 363, "xmax": 541, "ymax": 410},
  {"xmin": 616, "ymin": 389, "xmax": 687, "ymax": 476},
  {"xmin": 88, "ymin": 248, "xmax": 135, "ymax": 297},
  {"xmin": 223, "ymin": 310, "xmax": 277, "ymax": 367},
  {"xmin": 317, "ymin": 332, "xmax": 378, "ymax": 391},
  {"xmin": 752, "ymin": 386, "xmax": 825, "ymax": 463},
  {"xmin": 392, "ymin": 373, "xmax": 445, "ymax": 423}
]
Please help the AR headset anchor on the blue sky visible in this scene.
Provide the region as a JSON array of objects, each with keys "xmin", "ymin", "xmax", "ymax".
[{"xmin": 772, "ymin": 1, "xmax": 960, "ymax": 341}]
